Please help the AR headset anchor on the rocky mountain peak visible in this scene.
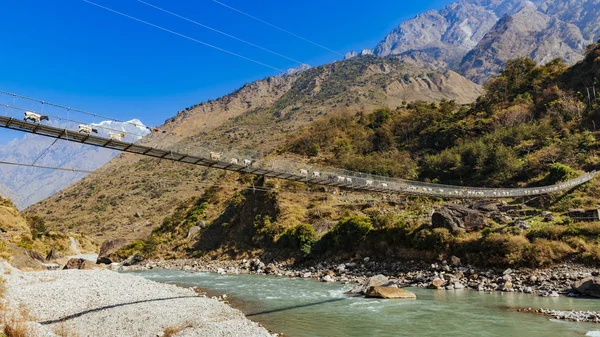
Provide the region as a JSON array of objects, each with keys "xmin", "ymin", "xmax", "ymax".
[
  {"xmin": 370, "ymin": 0, "xmax": 597, "ymax": 83},
  {"xmin": 279, "ymin": 64, "xmax": 311, "ymax": 77},
  {"xmin": 344, "ymin": 49, "xmax": 375, "ymax": 60}
]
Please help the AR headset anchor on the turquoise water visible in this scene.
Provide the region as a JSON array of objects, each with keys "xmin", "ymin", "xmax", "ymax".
[{"xmin": 127, "ymin": 270, "xmax": 600, "ymax": 337}]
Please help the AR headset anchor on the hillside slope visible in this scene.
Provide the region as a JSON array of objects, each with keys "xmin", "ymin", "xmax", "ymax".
[
  {"xmin": 112, "ymin": 43, "xmax": 600, "ymax": 269},
  {"xmin": 25, "ymin": 56, "xmax": 482, "ymax": 241}
]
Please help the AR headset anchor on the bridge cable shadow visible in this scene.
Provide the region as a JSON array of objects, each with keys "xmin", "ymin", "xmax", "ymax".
[
  {"xmin": 246, "ymin": 297, "xmax": 352, "ymax": 317},
  {"xmin": 39, "ymin": 295, "xmax": 197, "ymax": 325}
]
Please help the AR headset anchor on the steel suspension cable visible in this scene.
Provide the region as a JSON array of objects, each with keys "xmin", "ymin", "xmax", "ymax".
[{"xmin": 83, "ymin": 0, "xmax": 284, "ymax": 72}]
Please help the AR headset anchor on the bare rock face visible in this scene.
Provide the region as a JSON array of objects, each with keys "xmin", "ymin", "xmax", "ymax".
[
  {"xmin": 374, "ymin": 0, "xmax": 536, "ymax": 69},
  {"xmin": 432, "ymin": 205, "xmax": 487, "ymax": 232},
  {"xmin": 374, "ymin": 0, "xmax": 599, "ymax": 83},
  {"xmin": 97, "ymin": 239, "xmax": 129, "ymax": 264},
  {"xmin": 572, "ymin": 277, "xmax": 600, "ymax": 298},
  {"xmin": 365, "ymin": 286, "xmax": 417, "ymax": 299},
  {"xmin": 459, "ymin": 4, "xmax": 590, "ymax": 83}
]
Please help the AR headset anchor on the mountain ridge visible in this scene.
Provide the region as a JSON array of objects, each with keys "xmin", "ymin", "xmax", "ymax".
[{"xmin": 372, "ymin": 0, "xmax": 599, "ymax": 83}]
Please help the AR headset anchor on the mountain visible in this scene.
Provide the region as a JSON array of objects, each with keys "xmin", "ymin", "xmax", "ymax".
[
  {"xmin": 279, "ymin": 64, "xmax": 311, "ymax": 77},
  {"xmin": 373, "ymin": 0, "xmax": 600, "ymax": 83},
  {"xmin": 25, "ymin": 56, "xmax": 482, "ymax": 241},
  {"xmin": 80, "ymin": 43, "xmax": 600, "ymax": 267},
  {"xmin": 0, "ymin": 119, "xmax": 149, "ymax": 209}
]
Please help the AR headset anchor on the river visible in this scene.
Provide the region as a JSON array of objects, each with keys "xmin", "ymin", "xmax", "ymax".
[{"xmin": 127, "ymin": 269, "xmax": 600, "ymax": 337}]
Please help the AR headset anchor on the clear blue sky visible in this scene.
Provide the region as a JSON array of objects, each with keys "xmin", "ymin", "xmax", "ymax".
[{"xmin": 0, "ymin": 0, "xmax": 453, "ymax": 144}]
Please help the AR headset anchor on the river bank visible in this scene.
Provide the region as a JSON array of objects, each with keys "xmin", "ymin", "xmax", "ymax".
[
  {"xmin": 128, "ymin": 269, "xmax": 600, "ymax": 337},
  {"xmin": 120, "ymin": 257, "xmax": 600, "ymax": 299},
  {"xmin": 0, "ymin": 262, "xmax": 275, "ymax": 337}
]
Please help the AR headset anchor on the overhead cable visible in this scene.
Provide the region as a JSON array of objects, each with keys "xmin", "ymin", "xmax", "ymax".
[
  {"xmin": 83, "ymin": 0, "xmax": 284, "ymax": 71},
  {"xmin": 138, "ymin": 0, "xmax": 306, "ymax": 65},
  {"xmin": 210, "ymin": 0, "xmax": 343, "ymax": 56}
]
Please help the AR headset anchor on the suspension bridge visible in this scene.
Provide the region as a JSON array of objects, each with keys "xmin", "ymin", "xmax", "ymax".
[{"xmin": 0, "ymin": 114, "xmax": 596, "ymax": 199}]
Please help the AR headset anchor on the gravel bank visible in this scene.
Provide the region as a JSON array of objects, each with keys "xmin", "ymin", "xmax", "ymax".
[{"xmin": 0, "ymin": 262, "xmax": 274, "ymax": 337}]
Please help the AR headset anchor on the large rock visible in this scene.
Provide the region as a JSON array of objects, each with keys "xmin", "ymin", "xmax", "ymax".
[
  {"xmin": 96, "ymin": 238, "xmax": 128, "ymax": 264},
  {"xmin": 365, "ymin": 286, "xmax": 416, "ymax": 299},
  {"xmin": 64, "ymin": 258, "xmax": 104, "ymax": 270},
  {"xmin": 45, "ymin": 248, "xmax": 62, "ymax": 261},
  {"xmin": 348, "ymin": 274, "xmax": 389, "ymax": 294},
  {"xmin": 429, "ymin": 278, "xmax": 446, "ymax": 289},
  {"xmin": 187, "ymin": 226, "xmax": 201, "ymax": 239},
  {"xmin": 572, "ymin": 277, "xmax": 600, "ymax": 298},
  {"xmin": 432, "ymin": 205, "xmax": 487, "ymax": 232},
  {"xmin": 10, "ymin": 248, "xmax": 46, "ymax": 271}
]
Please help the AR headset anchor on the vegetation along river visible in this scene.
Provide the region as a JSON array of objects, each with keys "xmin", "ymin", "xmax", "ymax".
[{"xmin": 127, "ymin": 269, "xmax": 600, "ymax": 337}]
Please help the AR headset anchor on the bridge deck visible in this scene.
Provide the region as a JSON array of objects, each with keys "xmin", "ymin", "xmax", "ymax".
[{"xmin": 0, "ymin": 116, "xmax": 596, "ymax": 199}]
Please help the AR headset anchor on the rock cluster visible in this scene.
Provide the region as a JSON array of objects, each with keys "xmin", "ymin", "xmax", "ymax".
[
  {"xmin": 518, "ymin": 307, "xmax": 600, "ymax": 323},
  {"xmin": 121, "ymin": 256, "xmax": 599, "ymax": 299}
]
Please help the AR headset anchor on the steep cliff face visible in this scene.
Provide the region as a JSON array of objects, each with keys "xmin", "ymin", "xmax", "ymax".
[
  {"xmin": 459, "ymin": 1, "xmax": 598, "ymax": 83},
  {"xmin": 373, "ymin": 0, "xmax": 599, "ymax": 83},
  {"xmin": 374, "ymin": 0, "xmax": 538, "ymax": 69}
]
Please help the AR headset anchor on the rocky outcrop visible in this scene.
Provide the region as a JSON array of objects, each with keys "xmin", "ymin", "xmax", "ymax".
[
  {"xmin": 572, "ymin": 277, "xmax": 600, "ymax": 298},
  {"xmin": 97, "ymin": 239, "xmax": 129, "ymax": 264},
  {"xmin": 365, "ymin": 286, "xmax": 417, "ymax": 299},
  {"xmin": 345, "ymin": 49, "xmax": 374, "ymax": 59},
  {"xmin": 431, "ymin": 205, "xmax": 488, "ymax": 232}
]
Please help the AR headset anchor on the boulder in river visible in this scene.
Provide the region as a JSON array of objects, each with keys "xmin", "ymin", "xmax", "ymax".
[
  {"xmin": 347, "ymin": 274, "xmax": 389, "ymax": 294},
  {"xmin": 365, "ymin": 286, "xmax": 416, "ymax": 299},
  {"xmin": 572, "ymin": 277, "xmax": 600, "ymax": 298},
  {"xmin": 97, "ymin": 238, "xmax": 129, "ymax": 264}
]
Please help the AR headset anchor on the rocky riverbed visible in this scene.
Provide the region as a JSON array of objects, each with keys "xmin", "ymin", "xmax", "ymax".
[
  {"xmin": 517, "ymin": 307, "xmax": 600, "ymax": 323},
  {"xmin": 0, "ymin": 262, "xmax": 275, "ymax": 337},
  {"xmin": 119, "ymin": 257, "xmax": 600, "ymax": 300}
]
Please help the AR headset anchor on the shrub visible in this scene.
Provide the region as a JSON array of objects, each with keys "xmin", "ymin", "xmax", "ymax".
[
  {"xmin": 279, "ymin": 224, "xmax": 317, "ymax": 256},
  {"xmin": 413, "ymin": 227, "xmax": 453, "ymax": 252},
  {"xmin": 26, "ymin": 215, "xmax": 47, "ymax": 239},
  {"xmin": 252, "ymin": 215, "xmax": 283, "ymax": 245},
  {"xmin": 544, "ymin": 163, "xmax": 579, "ymax": 184},
  {"xmin": 330, "ymin": 215, "xmax": 373, "ymax": 250}
]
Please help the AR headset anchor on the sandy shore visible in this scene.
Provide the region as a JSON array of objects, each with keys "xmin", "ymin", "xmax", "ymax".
[{"xmin": 0, "ymin": 262, "xmax": 274, "ymax": 337}]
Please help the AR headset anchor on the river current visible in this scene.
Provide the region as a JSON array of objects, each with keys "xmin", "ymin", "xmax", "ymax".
[{"xmin": 127, "ymin": 269, "xmax": 600, "ymax": 337}]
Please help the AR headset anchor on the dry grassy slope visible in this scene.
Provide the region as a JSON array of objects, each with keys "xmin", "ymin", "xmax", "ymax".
[
  {"xmin": 0, "ymin": 196, "xmax": 96, "ymax": 261},
  {"xmin": 0, "ymin": 197, "xmax": 29, "ymax": 244},
  {"xmin": 25, "ymin": 56, "xmax": 481, "ymax": 242}
]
